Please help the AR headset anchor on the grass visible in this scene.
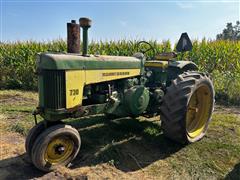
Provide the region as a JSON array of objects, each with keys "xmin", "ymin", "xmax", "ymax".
[
  {"xmin": 167, "ymin": 113, "xmax": 240, "ymax": 178},
  {"xmin": 0, "ymin": 90, "xmax": 40, "ymax": 135},
  {"xmin": 0, "ymin": 90, "xmax": 240, "ymax": 179}
]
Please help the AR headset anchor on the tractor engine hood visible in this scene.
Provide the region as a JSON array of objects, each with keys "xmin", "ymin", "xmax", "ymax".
[{"xmin": 37, "ymin": 53, "xmax": 144, "ymax": 70}]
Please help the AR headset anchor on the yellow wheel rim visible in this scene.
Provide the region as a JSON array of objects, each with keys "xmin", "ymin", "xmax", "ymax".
[
  {"xmin": 44, "ymin": 136, "xmax": 74, "ymax": 164},
  {"xmin": 186, "ymin": 84, "xmax": 212, "ymax": 139}
]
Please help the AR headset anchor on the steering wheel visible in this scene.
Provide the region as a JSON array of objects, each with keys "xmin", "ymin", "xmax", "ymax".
[{"xmin": 136, "ymin": 41, "xmax": 156, "ymax": 56}]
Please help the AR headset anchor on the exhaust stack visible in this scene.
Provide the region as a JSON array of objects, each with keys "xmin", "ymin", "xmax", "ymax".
[
  {"xmin": 67, "ymin": 20, "xmax": 80, "ymax": 53},
  {"xmin": 79, "ymin": 17, "xmax": 92, "ymax": 56}
]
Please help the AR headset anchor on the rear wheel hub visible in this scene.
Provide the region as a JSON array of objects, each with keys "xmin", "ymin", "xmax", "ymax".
[{"xmin": 186, "ymin": 84, "xmax": 212, "ymax": 139}]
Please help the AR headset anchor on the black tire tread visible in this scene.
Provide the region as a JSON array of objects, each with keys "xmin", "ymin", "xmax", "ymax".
[
  {"xmin": 25, "ymin": 121, "xmax": 45, "ymax": 159},
  {"xmin": 160, "ymin": 71, "xmax": 214, "ymax": 144}
]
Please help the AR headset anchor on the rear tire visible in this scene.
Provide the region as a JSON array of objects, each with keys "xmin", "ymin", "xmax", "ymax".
[
  {"xmin": 160, "ymin": 71, "xmax": 214, "ymax": 144},
  {"xmin": 31, "ymin": 124, "xmax": 81, "ymax": 172}
]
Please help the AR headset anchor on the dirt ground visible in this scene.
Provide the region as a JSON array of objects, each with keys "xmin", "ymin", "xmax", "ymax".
[{"xmin": 0, "ymin": 90, "xmax": 240, "ymax": 180}]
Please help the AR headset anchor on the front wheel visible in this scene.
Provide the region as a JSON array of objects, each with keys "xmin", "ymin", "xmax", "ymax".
[
  {"xmin": 160, "ymin": 71, "xmax": 215, "ymax": 144},
  {"xmin": 31, "ymin": 124, "xmax": 81, "ymax": 172},
  {"xmin": 25, "ymin": 121, "xmax": 45, "ymax": 160}
]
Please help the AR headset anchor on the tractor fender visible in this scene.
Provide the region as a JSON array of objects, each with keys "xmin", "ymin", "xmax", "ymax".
[
  {"xmin": 168, "ymin": 60, "xmax": 198, "ymax": 71},
  {"xmin": 166, "ymin": 61, "xmax": 198, "ymax": 86}
]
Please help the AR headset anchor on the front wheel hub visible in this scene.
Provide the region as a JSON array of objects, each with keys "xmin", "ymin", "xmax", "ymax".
[
  {"xmin": 55, "ymin": 145, "xmax": 65, "ymax": 155},
  {"xmin": 44, "ymin": 136, "xmax": 74, "ymax": 164}
]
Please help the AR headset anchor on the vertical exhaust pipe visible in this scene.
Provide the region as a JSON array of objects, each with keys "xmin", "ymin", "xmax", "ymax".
[
  {"xmin": 79, "ymin": 17, "xmax": 92, "ymax": 56},
  {"xmin": 67, "ymin": 20, "xmax": 80, "ymax": 53}
]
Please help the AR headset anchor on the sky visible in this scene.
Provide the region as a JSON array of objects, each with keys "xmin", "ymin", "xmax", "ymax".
[{"xmin": 0, "ymin": 0, "xmax": 240, "ymax": 44}]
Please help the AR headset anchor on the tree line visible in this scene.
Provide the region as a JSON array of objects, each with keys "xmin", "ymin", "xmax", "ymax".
[{"xmin": 217, "ymin": 21, "xmax": 240, "ymax": 40}]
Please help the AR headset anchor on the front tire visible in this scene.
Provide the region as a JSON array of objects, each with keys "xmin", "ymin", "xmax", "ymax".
[
  {"xmin": 31, "ymin": 124, "xmax": 81, "ymax": 172},
  {"xmin": 160, "ymin": 71, "xmax": 214, "ymax": 144},
  {"xmin": 25, "ymin": 121, "xmax": 45, "ymax": 160}
]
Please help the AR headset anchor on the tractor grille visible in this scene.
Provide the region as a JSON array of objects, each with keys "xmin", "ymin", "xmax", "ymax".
[{"xmin": 43, "ymin": 70, "xmax": 66, "ymax": 109}]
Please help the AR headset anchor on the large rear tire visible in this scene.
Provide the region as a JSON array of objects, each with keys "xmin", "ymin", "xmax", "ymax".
[{"xmin": 160, "ymin": 71, "xmax": 214, "ymax": 144}]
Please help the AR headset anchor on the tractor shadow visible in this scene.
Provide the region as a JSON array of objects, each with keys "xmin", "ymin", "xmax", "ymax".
[
  {"xmin": 0, "ymin": 154, "xmax": 45, "ymax": 180},
  {"xmin": 68, "ymin": 115, "xmax": 184, "ymax": 172},
  {"xmin": 0, "ymin": 115, "xmax": 184, "ymax": 179},
  {"xmin": 225, "ymin": 162, "xmax": 240, "ymax": 180}
]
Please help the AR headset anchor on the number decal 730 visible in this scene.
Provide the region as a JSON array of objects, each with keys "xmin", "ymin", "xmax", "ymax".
[{"xmin": 70, "ymin": 89, "xmax": 79, "ymax": 96}]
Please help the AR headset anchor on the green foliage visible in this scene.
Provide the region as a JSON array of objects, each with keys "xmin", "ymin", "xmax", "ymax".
[
  {"xmin": 0, "ymin": 39, "xmax": 239, "ymax": 105},
  {"xmin": 187, "ymin": 39, "xmax": 240, "ymax": 73},
  {"xmin": 0, "ymin": 39, "xmax": 66, "ymax": 90},
  {"xmin": 212, "ymin": 71, "xmax": 240, "ymax": 106}
]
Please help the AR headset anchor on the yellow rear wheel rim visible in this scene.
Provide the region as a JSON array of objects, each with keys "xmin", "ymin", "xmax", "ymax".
[
  {"xmin": 186, "ymin": 84, "xmax": 212, "ymax": 139},
  {"xmin": 44, "ymin": 136, "xmax": 74, "ymax": 164}
]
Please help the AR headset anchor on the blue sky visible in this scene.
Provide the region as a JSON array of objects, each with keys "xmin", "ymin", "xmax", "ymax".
[{"xmin": 0, "ymin": 0, "xmax": 239, "ymax": 43}]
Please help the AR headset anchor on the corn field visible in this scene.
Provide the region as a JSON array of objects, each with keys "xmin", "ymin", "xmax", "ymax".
[{"xmin": 0, "ymin": 39, "xmax": 239, "ymax": 105}]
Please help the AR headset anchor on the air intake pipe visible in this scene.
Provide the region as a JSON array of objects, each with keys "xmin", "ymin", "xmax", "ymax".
[{"xmin": 79, "ymin": 17, "xmax": 92, "ymax": 56}]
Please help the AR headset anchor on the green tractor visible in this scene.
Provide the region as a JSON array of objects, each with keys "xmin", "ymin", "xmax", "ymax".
[{"xmin": 26, "ymin": 18, "xmax": 215, "ymax": 172}]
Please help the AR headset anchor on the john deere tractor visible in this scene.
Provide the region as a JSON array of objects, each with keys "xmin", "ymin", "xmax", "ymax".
[{"xmin": 26, "ymin": 18, "xmax": 214, "ymax": 172}]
